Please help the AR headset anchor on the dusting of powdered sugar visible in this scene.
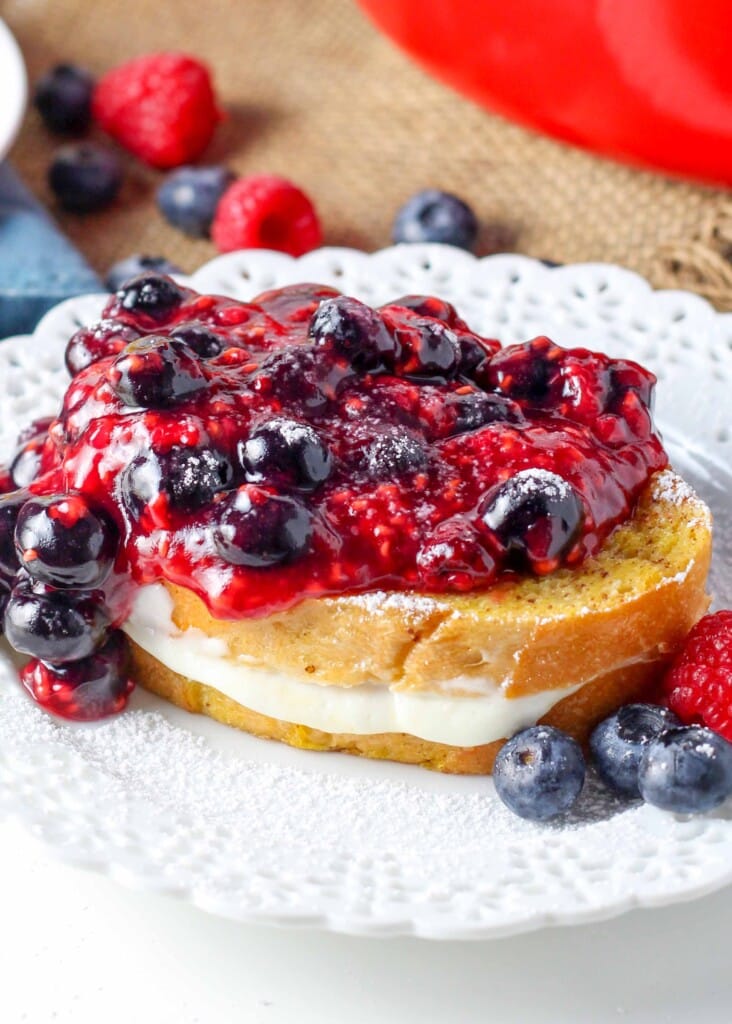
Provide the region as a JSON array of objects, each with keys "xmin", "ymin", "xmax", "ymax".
[
  {"xmin": 652, "ymin": 469, "xmax": 705, "ymax": 509},
  {"xmin": 335, "ymin": 590, "xmax": 449, "ymax": 618}
]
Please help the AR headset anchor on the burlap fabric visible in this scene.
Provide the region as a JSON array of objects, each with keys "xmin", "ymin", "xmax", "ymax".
[{"xmin": 4, "ymin": 0, "xmax": 732, "ymax": 306}]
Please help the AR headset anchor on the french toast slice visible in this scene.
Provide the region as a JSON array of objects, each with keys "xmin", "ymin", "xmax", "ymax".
[{"xmin": 127, "ymin": 469, "xmax": 712, "ymax": 774}]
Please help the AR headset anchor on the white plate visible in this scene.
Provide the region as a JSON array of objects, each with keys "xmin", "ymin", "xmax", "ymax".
[
  {"xmin": 0, "ymin": 20, "xmax": 26, "ymax": 161},
  {"xmin": 1, "ymin": 245, "xmax": 732, "ymax": 941}
]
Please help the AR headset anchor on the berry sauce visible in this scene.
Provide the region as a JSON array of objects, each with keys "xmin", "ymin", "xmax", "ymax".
[{"xmin": 22, "ymin": 277, "xmax": 667, "ymax": 624}]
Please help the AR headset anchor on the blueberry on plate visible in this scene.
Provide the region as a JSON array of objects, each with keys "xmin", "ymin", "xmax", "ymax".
[
  {"xmin": 392, "ymin": 189, "xmax": 478, "ymax": 251},
  {"xmin": 239, "ymin": 418, "xmax": 332, "ymax": 492},
  {"xmin": 4, "ymin": 577, "xmax": 109, "ymax": 663},
  {"xmin": 34, "ymin": 64, "xmax": 94, "ymax": 134},
  {"xmin": 590, "ymin": 703, "xmax": 681, "ymax": 798},
  {"xmin": 638, "ymin": 725, "xmax": 732, "ymax": 814},
  {"xmin": 157, "ymin": 166, "xmax": 236, "ymax": 237},
  {"xmin": 48, "ymin": 143, "xmax": 122, "ymax": 213},
  {"xmin": 105, "ymin": 256, "xmax": 183, "ymax": 294},
  {"xmin": 360, "ymin": 426, "xmax": 428, "ymax": 480},
  {"xmin": 213, "ymin": 486, "xmax": 312, "ymax": 568},
  {"xmin": 14, "ymin": 493, "xmax": 118, "ymax": 590},
  {"xmin": 493, "ymin": 725, "xmax": 586, "ymax": 821},
  {"xmin": 20, "ymin": 631, "xmax": 133, "ymax": 722}
]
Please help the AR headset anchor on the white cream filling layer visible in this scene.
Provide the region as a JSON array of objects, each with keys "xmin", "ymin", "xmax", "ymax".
[{"xmin": 123, "ymin": 585, "xmax": 581, "ymax": 747}]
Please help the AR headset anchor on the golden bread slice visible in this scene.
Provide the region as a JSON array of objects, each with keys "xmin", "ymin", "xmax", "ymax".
[{"xmin": 128, "ymin": 469, "xmax": 712, "ymax": 774}]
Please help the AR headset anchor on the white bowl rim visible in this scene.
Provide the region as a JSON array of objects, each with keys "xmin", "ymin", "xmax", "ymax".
[{"xmin": 0, "ymin": 20, "xmax": 27, "ymax": 162}]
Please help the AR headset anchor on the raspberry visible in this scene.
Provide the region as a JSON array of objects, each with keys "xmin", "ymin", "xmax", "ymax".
[
  {"xmin": 211, "ymin": 175, "xmax": 322, "ymax": 256},
  {"xmin": 92, "ymin": 53, "xmax": 220, "ymax": 169},
  {"xmin": 662, "ymin": 611, "xmax": 732, "ymax": 741}
]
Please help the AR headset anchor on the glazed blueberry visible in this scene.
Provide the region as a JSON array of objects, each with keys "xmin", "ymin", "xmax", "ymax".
[
  {"xmin": 213, "ymin": 486, "xmax": 312, "ymax": 567},
  {"xmin": 399, "ymin": 320, "xmax": 461, "ymax": 380},
  {"xmin": 310, "ymin": 297, "xmax": 397, "ymax": 371},
  {"xmin": 105, "ymin": 256, "xmax": 182, "ymax": 294},
  {"xmin": 239, "ymin": 418, "xmax": 332, "ymax": 492},
  {"xmin": 157, "ymin": 165, "xmax": 236, "ymax": 237},
  {"xmin": 109, "ymin": 336, "xmax": 206, "ymax": 408},
  {"xmin": 4, "ymin": 578, "xmax": 109, "ymax": 663},
  {"xmin": 590, "ymin": 704, "xmax": 681, "ymax": 798},
  {"xmin": 65, "ymin": 320, "xmax": 141, "ymax": 377},
  {"xmin": 255, "ymin": 346, "xmax": 329, "ymax": 413},
  {"xmin": 20, "ymin": 631, "xmax": 133, "ymax": 722},
  {"xmin": 392, "ymin": 189, "xmax": 478, "ymax": 251},
  {"xmin": 116, "ymin": 273, "xmax": 186, "ymax": 322},
  {"xmin": 120, "ymin": 445, "xmax": 232, "ymax": 514},
  {"xmin": 493, "ymin": 726, "xmax": 586, "ymax": 821},
  {"xmin": 447, "ymin": 391, "xmax": 522, "ymax": 435},
  {"xmin": 0, "ymin": 489, "xmax": 29, "ymax": 580},
  {"xmin": 481, "ymin": 469, "xmax": 584, "ymax": 571},
  {"xmin": 14, "ymin": 494, "xmax": 118, "ymax": 590},
  {"xmin": 639, "ymin": 726, "xmax": 732, "ymax": 814},
  {"xmin": 390, "ymin": 294, "xmax": 466, "ymax": 328},
  {"xmin": 10, "ymin": 438, "xmax": 45, "ymax": 489},
  {"xmin": 169, "ymin": 323, "xmax": 226, "ymax": 358},
  {"xmin": 48, "ymin": 143, "xmax": 122, "ymax": 213},
  {"xmin": 34, "ymin": 64, "xmax": 94, "ymax": 134},
  {"xmin": 485, "ymin": 338, "xmax": 555, "ymax": 401},
  {"xmin": 360, "ymin": 427, "xmax": 428, "ymax": 480}
]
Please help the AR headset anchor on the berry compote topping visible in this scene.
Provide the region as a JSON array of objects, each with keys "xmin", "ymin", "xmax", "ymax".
[{"xmin": 6, "ymin": 276, "xmax": 666, "ymax": 639}]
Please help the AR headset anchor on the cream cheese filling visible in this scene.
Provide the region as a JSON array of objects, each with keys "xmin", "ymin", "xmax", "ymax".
[{"xmin": 123, "ymin": 584, "xmax": 583, "ymax": 747}]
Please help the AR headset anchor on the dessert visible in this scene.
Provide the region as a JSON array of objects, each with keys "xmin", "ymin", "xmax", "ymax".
[{"xmin": 0, "ymin": 274, "xmax": 712, "ymax": 774}]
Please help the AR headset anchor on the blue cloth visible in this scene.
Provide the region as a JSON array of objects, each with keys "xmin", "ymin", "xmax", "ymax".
[{"xmin": 0, "ymin": 162, "xmax": 102, "ymax": 338}]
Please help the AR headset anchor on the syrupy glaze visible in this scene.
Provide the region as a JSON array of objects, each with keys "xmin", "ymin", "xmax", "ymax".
[{"xmin": 23, "ymin": 279, "xmax": 667, "ymax": 625}]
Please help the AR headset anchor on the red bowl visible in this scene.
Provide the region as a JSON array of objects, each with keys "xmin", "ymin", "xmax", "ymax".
[{"xmin": 358, "ymin": 0, "xmax": 732, "ymax": 186}]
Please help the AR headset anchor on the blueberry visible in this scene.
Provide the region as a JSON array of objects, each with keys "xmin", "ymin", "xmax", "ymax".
[
  {"xmin": 20, "ymin": 631, "xmax": 132, "ymax": 722},
  {"xmin": 15, "ymin": 494, "xmax": 118, "ymax": 590},
  {"xmin": 48, "ymin": 143, "xmax": 122, "ymax": 213},
  {"xmin": 105, "ymin": 257, "xmax": 183, "ymax": 294},
  {"xmin": 400, "ymin": 320, "xmax": 461, "ymax": 380},
  {"xmin": 0, "ymin": 489, "xmax": 29, "ymax": 580},
  {"xmin": 390, "ymin": 294, "xmax": 465, "ymax": 328},
  {"xmin": 120, "ymin": 446, "xmax": 232, "ymax": 514},
  {"xmin": 239, "ymin": 418, "xmax": 332, "ymax": 492},
  {"xmin": 310, "ymin": 297, "xmax": 397, "ymax": 371},
  {"xmin": 590, "ymin": 704, "xmax": 681, "ymax": 798},
  {"xmin": 447, "ymin": 391, "xmax": 522, "ymax": 435},
  {"xmin": 392, "ymin": 189, "xmax": 478, "ymax": 251},
  {"xmin": 213, "ymin": 487, "xmax": 312, "ymax": 567},
  {"xmin": 493, "ymin": 725, "xmax": 586, "ymax": 821},
  {"xmin": 481, "ymin": 469, "xmax": 584, "ymax": 569},
  {"xmin": 360, "ymin": 427, "xmax": 428, "ymax": 480},
  {"xmin": 34, "ymin": 64, "xmax": 94, "ymax": 134},
  {"xmin": 256, "ymin": 346, "xmax": 329, "ymax": 413},
  {"xmin": 65, "ymin": 320, "xmax": 141, "ymax": 377},
  {"xmin": 157, "ymin": 166, "xmax": 236, "ymax": 238},
  {"xmin": 485, "ymin": 340, "xmax": 554, "ymax": 401},
  {"xmin": 10, "ymin": 438, "xmax": 45, "ymax": 489},
  {"xmin": 4, "ymin": 577, "xmax": 109, "ymax": 663},
  {"xmin": 169, "ymin": 323, "xmax": 226, "ymax": 359},
  {"xmin": 638, "ymin": 726, "xmax": 732, "ymax": 814},
  {"xmin": 109, "ymin": 336, "xmax": 206, "ymax": 408},
  {"xmin": 116, "ymin": 273, "xmax": 186, "ymax": 322}
]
